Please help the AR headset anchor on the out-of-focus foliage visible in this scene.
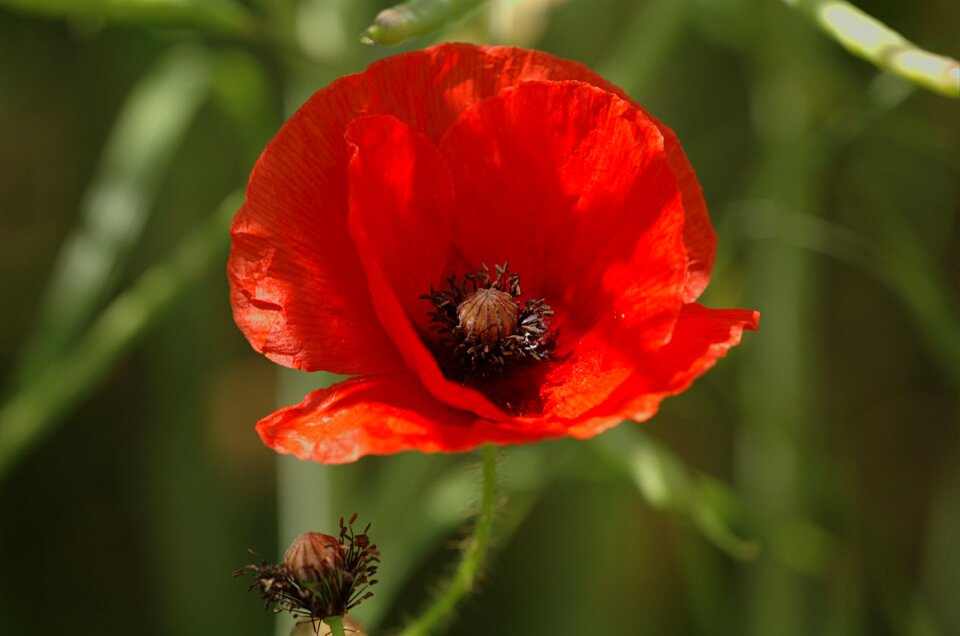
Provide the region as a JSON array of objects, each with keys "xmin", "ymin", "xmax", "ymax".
[
  {"xmin": 361, "ymin": 0, "xmax": 486, "ymax": 45},
  {"xmin": 0, "ymin": 1, "xmax": 957, "ymax": 635},
  {"xmin": 0, "ymin": 0, "xmax": 259, "ymax": 36},
  {"xmin": 788, "ymin": 0, "xmax": 959, "ymax": 97}
]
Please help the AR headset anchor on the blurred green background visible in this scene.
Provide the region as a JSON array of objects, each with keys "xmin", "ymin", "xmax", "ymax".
[{"xmin": 0, "ymin": 0, "xmax": 957, "ymax": 634}]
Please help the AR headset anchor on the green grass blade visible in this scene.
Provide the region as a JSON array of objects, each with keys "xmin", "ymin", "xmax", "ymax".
[
  {"xmin": 0, "ymin": 190, "xmax": 241, "ymax": 482},
  {"xmin": 788, "ymin": 0, "xmax": 959, "ymax": 98},
  {"xmin": 0, "ymin": 0, "xmax": 258, "ymax": 37},
  {"xmin": 12, "ymin": 45, "xmax": 212, "ymax": 389},
  {"xmin": 594, "ymin": 429, "xmax": 761, "ymax": 561},
  {"xmin": 594, "ymin": 0, "xmax": 689, "ymax": 99},
  {"xmin": 733, "ymin": 207, "xmax": 960, "ymax": 384}
]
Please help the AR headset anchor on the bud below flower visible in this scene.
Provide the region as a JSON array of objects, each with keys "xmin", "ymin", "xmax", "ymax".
[
  {"xmin": 238, "ymin": 515, "xmax": 379, "ymax": 624},
  {"xmin": 457, "ymin": 288, "xmax": 519, "ymax": 345},
  {"xmin": 284, "ymin": 532, "xmax": 345, "ymax": 582}
]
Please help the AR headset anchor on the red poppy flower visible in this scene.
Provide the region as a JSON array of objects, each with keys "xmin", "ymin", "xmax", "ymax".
[{"xmin": 228, "ymin": 43, "xmax": 759, "ymax": 464}]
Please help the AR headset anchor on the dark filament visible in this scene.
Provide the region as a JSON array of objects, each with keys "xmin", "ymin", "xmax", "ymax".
[{"xmin": 422, "ymin": 262, "xmax": 555, "ymax": 381}]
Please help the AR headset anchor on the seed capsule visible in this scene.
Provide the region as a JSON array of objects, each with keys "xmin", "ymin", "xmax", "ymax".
[
  {"xmin": 283, "ymin": 532, "xmax": 345, "ymax": 583},
  {"xmin": 456, "ymin": 288, "xmax": 519, "ymax": 345}
]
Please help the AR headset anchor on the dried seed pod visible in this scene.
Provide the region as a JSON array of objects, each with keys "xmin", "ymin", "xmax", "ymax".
[
  {"xmin": 457, "ymin": 288, "xmax": 519, "ymax": 345},
  {"xmin": 238, "ymin": 516, "xmax": 379, "ymax": 623},
  {"xmin": 284, "ymin": 532, "xmax": 344, "ymax": 583}
]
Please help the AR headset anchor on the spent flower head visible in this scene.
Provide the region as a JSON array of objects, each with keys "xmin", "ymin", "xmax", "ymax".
[{"xmin": 236, "ymin": 515, "xmax": 379, "ymax": 624}]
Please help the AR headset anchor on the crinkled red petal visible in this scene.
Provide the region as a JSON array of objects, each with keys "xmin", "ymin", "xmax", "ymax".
[
  {"xmin": 344, "ymin": 115, "xmax": 455, "ymax": 334},
  {"xmin": 344, "ymin": 115, "xmax": 507, "ymax": 421},
  {"xmin": 357, "ymin": 43, "xmax": 715, "ymax": 301},
  {"xmin": 229, "ymin": 43, "xmax": 712, "ymax": 375},
  {"xmin": 563, "ymin": 303, "xmax": 760, "ymax": 437},
  {"xmin": 256, "ymin": 374, "xmax": 569, "ymax": 464},
  {"xmin": 255, "ymin": 305, "xmax": 757, "ymax": 463},
  {"xmin": 227, "ymin": 72, "xmax": 403, "ymax": 375},
  {"xmin": 439, "ymin": 80, "xmax": 687, "ymax": 418}
]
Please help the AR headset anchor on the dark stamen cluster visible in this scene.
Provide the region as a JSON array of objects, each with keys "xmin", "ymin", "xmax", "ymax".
[
  {"xmin": 423, "ymin": 262, "xmax": 555, "ymax": 379},
  {"xmin": 235, "ymin": 515, "xmax": 379, "ymax": 625}
]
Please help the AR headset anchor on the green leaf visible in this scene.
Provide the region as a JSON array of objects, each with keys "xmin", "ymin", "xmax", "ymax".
[
  {"xmin": 210, "ymin": 50, "xmax": 277, "ymax": 165},
  {"xmin": 12, "ymin": 45, "xmax": 213, "ymax": 390},
  {"xmin": 0, "ymin": 190, "xmax": 241, "ymax": 482},
  {"xmin": 788, "ymin": 0, "xmax": 959, "ymax": 98},
  {"xmin": 0, "ymin": 0, "xmax": 258, "ymax": 37},
  {"xmin": 594, "ymin": 0, "xmax": 689, "ymax": 99},
  {"xmin": 595, "ymin": 429, "xmax": 761, "ymax": 561},
  {"xmin": 732, "ymin": 206, "xmax": 960, "ymax": 385},
  {"xmin": 361, "ymin": 0, "xmax": 486, "ymax": 46}
]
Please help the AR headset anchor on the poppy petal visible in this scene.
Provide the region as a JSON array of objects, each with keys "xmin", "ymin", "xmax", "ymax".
[
  {"xmin": 256, "ymin": 374, "xmax": 567, "ymax": 463},
  {"xmin": 227, "ymin": 74, "xmax": 403, "ymax": 375},
  {"xmin": 438, "ymin": 80, "xmax": 688, "ymax": 417},
  {"xmin": 481, "ymin": 45, "xmax": 716, "ymax": 302},
  {"xmin": 564, "ymin": 303, "xmax": 760, "ymax": 437},
  {"xmin": 343, "ymin": 114, "xmax": 454, "ymax": 334},
  {"xmin": 344, "ymin": 114, "xmax": 507, "ymax": 422},
  {"xmin": 357, "ymin": 43, "xmax": 715, "ymax": 300},
  {"xmin": 440, "ymin": 80, "xmax": 687, "ymax": 336},
  {"xmin": 230, "ymin": 43, "xmax": 753, "ymax": 465},
  {"xmin": 229, "ymin": 44, "xmax": 711, "ymax": 376}
]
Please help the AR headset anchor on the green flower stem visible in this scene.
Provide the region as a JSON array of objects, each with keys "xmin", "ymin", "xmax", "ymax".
[
  {"xmin": 398, "ymin": 444, "xmax": 498, "ymax": 636},
  {"xmin": 0, "ymin": 190, "xmax": 242, "ymax": 482},
  {"xmin": 324, "ymin": 616, "xmax": 347, "ymax": 636},
  {"xmin": 787, "ymin": 0, "xmax": 959, "ymax": 98}
]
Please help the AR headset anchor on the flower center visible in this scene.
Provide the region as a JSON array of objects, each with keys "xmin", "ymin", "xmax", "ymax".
[
  {"xmin": 422, "ymin": 262, "xmax": 555, "ymax": 380},
  {"xmin": 456, "ymin": 288, "xmax": 519, "ymax": 345}
]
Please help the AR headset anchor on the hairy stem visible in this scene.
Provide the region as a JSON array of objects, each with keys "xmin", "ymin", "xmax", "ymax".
[{"xmin": 398, "ymin": 444, "xmax": 498, "ymax": 636}]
